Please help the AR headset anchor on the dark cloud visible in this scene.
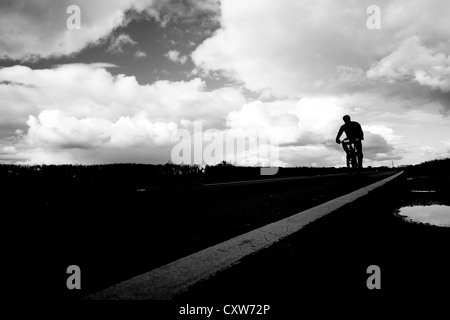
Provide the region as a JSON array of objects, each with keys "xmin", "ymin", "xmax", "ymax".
[
  {"xmin": 0, "ymin": 80, "xmax": 35, "ymax": 88},
  {"xmin": 363, "ymin": 132, "xmax": 402, "ymax": 161},
  {"xmin": 0, "ymin": 122, "xmax": 27, "ymax": 139},
  {"xmin": 152, "ymin": 0, "xmax": 220, "ymax": 25},
  {"xmin": 0, "ymin": 0, "xmax": 220, "ymax": 61},
  {"xmin": 324, "ymin": 133, "xmax": 402, "ymax": 162},
  {"xmin": 427, "ymin": 90, "xmax": 450, "ymax": 115}
]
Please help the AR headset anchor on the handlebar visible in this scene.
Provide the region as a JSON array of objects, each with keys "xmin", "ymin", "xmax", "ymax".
[{"xmin": 341, "ymin": 138, "xmax": 359, "ymax": 144}]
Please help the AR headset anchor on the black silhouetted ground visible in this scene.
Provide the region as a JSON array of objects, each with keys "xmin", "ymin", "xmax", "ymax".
[
  {"xmin": 3, "ymin": 159, "xmax": 449, "ymax": 307},
  {"xmin": 174, "ymin": 171, "xmax": 450, "ymax": 304}
]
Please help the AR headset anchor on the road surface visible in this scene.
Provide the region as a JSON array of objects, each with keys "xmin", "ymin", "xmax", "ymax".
[{"xmin": 18, "ymin": 170, "xmax": 400, "ymax": 299}]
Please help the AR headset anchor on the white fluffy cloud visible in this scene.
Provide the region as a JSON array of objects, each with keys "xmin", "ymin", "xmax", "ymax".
[
  {"xmin": 0, "ymin": 63, "xmax": 246, "ymax": 163},
  {"xmin": 107, "ymin": 33, "xmax": 138, "ymax": 53},
  {"xmin": 0, "ymin": 62, "xmax": 413, "ymax": 165},
  {"xmin": 0, "ymin": 0, "xmax": 145, "ymax": 60},
  {"xmin": 367, "ymin": 36, "xmax": 450, "ymax": 92},
  {"xmin": 165, "ymin": 50, "xmax": 188, "ymax": 64},
  {"xmin": 0, "ymin": 64, "xmax": 245, "ymax": 123},
  {"xmin": 134, "ymin": 50, "xmax": 147, "ymax": 58},
  {"xmin": 0, "ymin": 63, "xmax": 406, "ymax": 165},
  {"xmin": 225, "ymin": 98, "xmax": 345, "ymax": 146},
  {"xmin": 192, "ymin": 0, "xmax": 450, "ymax": 97},
  {"xmin": 361, "ymin": 127, "xmax": 403, "ymax": 161},
  {"xmin": 1, "ymin": 0, "xmax": 448, "ymax": 166},
  {"xmin": 26, "ymin": 110, "xmax": 178, "ymax": 149}
]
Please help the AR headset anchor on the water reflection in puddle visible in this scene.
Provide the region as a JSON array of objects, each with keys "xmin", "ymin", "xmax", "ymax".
[{"xmin": 397, "ymin": 205, "xmax": 450, "ymax": 227}]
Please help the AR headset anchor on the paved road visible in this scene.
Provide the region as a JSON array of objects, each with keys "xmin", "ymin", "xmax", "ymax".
[
  {"xmin": 19, "ymin": 170, "xmax": 399, "ymax": 299},
  {"xmin": 201, "ymin": 172, "xmax": 350, "ymax": 187},
  {"xmin": 174, "ymin": 172, "xmax": 450, "ymax": 304},
  {"xmin": 86, "ymin": 172, "xmax": 402, "ymax": 300}
]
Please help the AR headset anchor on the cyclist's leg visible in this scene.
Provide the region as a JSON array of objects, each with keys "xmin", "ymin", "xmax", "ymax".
[
  {"xmin": 351, "ymin": 150, "xmax": 357, "ymax": 169},
  {"xmin": 342, "ymin": 143, "xmax": 351, "ymax": 168},
  {"xmin": 355, "ymin": 140, "xmax": 363, "ymax": 169}
]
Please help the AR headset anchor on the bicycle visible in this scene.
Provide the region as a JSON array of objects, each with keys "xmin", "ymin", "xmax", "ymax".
[{"xmin": 340, "ymin": 138, "xmax": 359, "ymax": 174}]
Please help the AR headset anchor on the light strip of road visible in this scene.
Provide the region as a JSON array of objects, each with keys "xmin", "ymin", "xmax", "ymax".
[
  {"xmin": 84, "ymin": 171, "xmax": 404, "ymax": 300},
  {"xmin": 201, "ymin": 172, "xmax": 349, "ymax": 187}
]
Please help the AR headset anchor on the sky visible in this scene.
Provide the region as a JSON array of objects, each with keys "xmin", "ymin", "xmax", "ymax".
[{"xmin": 0, "ymin": 0, "xmax": 449, "ymax": 167}]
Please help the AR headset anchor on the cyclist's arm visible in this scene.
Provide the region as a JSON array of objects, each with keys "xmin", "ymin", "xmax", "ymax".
[
  {"xmin": 357, "ymin": 123, "xmax": 364, "ymax": 140},
  {"xmin": 336, "ymin": 126, "xmax": 344, "ymax": 143}
]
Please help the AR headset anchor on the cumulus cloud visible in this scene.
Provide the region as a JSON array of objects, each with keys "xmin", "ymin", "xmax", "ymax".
[
  {"xmin": 144, "ymin": 0, "xmax": 220, "ymax": 26},
  {"xmin": 442, "ymin": 140, "xmax": 450, "ymax": 157},
  {"xmin": 367, "ymin": 36, "xmax": 450, "ymax": 92},
  {"xmin": 134, "ymin": 50, "xmax": 147, "ymax": 58},
  {"xmin": 0, "ymin": 62, "xmax": 403, "ymax": 165},
  {"xmin": 363, "ymin": 125, "xmax": 403, "ymax": 145},
  {"xmin": 165, "ymin": 50, "xmax": 188, "ymax": 64},
  {"xmin": 357, "ymin": 124, "xmax": 406, "ymax": 162},
  {"xmin": 362, "ymin": 131, "xmax": 402, "ymax": 161},
  {"xmin": 0, "ymin": 0, "xmax": 220, "ymax": 61},
  {"xmin": 0, "ymin": 0, "xmax": 140, "ymax": 60},
  {"xmin": 107, "ymin": 33, "xmax": 138, "ymax": 53},
  {"xmin": 1, "ymin": 0, "xmax": 448, "ymax": 166},
  {"xmin": 0, "ymin": 64, "xmax": 245, "ymax": 123},
  {"xmin": 420, "ymin": 146, "xmax": 437, "ymax": 157},
  {"xmin": 192, "ymin": 0, "xmax": 371, "ymax": 96},
  {"xmin": 192, "ymin": 0, "xmax": 450, "ymax": 97},
  {"xmin": 0, "ymin": 63, "xmax": 246, "ymax": 163},
  {"xmin": 225, "ymin": 98, "xmax": 346, "ymax": 147},
  {"xmin": 0, "ymin": 62, "xmax": 407, "ymax": 165},
  {"xmin": 26, "ymin": 109, "xmax": 178, "ymax": 149}
]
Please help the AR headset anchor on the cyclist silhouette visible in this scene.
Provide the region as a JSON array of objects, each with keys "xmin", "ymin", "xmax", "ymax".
[{"xmin": 335, "ymin": 115, "xmax": 364, "ymax": 170}]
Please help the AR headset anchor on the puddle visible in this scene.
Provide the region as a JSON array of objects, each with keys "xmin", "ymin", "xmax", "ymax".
[{"xmin": 396, "ymin": 205, "xmax": 450, "ymax": 227}]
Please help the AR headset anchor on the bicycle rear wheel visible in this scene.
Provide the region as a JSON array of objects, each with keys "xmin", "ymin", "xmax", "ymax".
[{"xmin": 348, "ymin": 152, "xmax": 358, "ymax": 174}]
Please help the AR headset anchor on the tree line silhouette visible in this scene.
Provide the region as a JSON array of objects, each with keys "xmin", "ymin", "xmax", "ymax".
[{"xmin": 0, "ymin": 160, "xmax": 406, "ymax": 192}]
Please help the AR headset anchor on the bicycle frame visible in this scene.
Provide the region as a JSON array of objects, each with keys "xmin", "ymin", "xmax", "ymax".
[{"xmin": 341, "ymin": 138, "xmax": 358, "ymax": 171}]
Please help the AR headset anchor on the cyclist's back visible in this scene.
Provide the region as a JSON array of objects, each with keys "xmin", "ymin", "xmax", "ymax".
[{"xmin": 339, "ymin": 121, "xmax": 363, "ymax": 141}]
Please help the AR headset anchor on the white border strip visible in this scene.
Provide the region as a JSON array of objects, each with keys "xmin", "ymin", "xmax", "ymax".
[{"xmin": 85, "ymin": 171, "xmax": 403, "ymax": 300}]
